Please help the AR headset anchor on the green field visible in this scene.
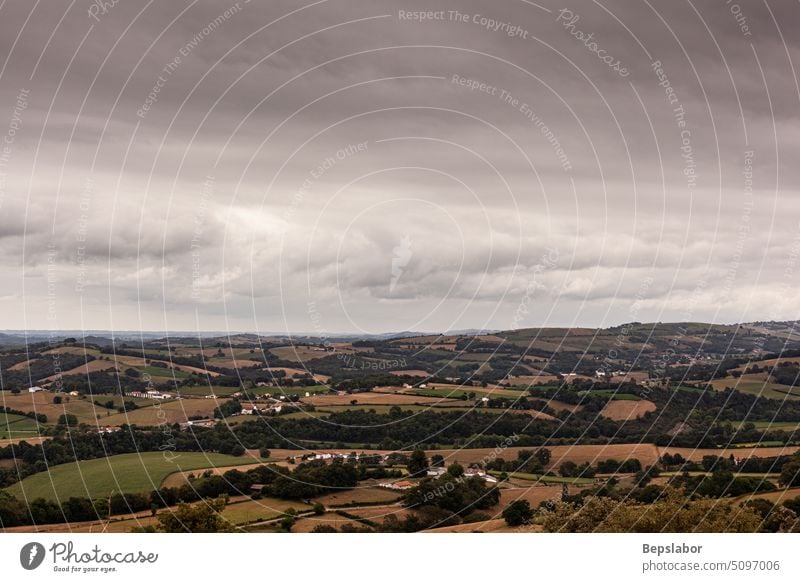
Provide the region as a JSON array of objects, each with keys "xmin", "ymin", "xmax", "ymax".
[
  {"xmin": 731, "ymin": 441, "xmax": 788, "ymax": 448},
  {"xmin": 5, "ymin": 452, "xmax": 256, "ymax": 502},
  {"xmin": 490, "ymin": 470, "xmax": 595, "ymax": 485},
  {"xmin": 712, "ymin": 379, "xmax": 800, "ymax": 401},
  {"xmin": 0, "ymin": 412, "xmax": 42, "ymax": 438},
  {"xmin": 731, "ymin": 420, "xmax": 800, "ymax": 431}
]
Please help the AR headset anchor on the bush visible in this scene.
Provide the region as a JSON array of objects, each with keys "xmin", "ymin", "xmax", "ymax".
[{"xmin": 502, "ymin": 500, "xmax": 534, "ymax": 526}]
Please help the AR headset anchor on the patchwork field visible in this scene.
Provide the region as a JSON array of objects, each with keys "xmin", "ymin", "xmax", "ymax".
[
  {"xmin": 5, "ymin": 452, "xmax": 256, "ymax": 502},
  {"xmin": 102, "ymin": 398, "xmax": 221, "ymax": 426}
]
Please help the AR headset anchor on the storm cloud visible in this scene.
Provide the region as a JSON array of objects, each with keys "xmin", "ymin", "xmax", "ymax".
[{"xmin": 0, "ymin": 0, "xmax": 798, "ymax": 334}]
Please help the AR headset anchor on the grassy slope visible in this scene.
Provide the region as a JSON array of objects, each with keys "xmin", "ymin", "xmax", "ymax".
[{"xmin": 5, "ymin": 451, "xmax": 255, "ymax": 502}]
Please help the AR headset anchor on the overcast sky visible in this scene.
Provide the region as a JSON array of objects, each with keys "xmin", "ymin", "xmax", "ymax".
[{"xmin": 0, "ymin": 0, "xmax": 798, "ymax": 335}]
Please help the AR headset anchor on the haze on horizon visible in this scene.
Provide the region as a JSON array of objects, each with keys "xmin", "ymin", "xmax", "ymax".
[{"xmin": 1, "ymin": 0, "xmax": 799, "ymax": 336}]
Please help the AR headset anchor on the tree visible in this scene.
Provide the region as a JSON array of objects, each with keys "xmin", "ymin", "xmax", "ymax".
[
  {"xmin": 407, "ymin": 449, "xmax": 429, "ymax": 477},
  {"xmin": 502, "ymin": 500, "xmax": 534, "ymax": 526},
  {"xmin": 156, "ymin": 497, "xmax": 232, "ymax": 533},
  {"xmin": 53, "ymin": 396, "xmax": 62, "ymax": 404},
  {"xmin": 430, "ymin": 454, "xmax": 445, "ymax": 468},
  {"xmin": 559, "ymin": 460, "xmax": 578, "ymax": 477},
  {"xmin": 535, "ymin": 448, "xmax": 552, "ymax": 467},
  {"xmin": 57, "ymin": 413, "xmax": 78, "ymax": 427},
  {"xmin": 543, "ymin": 488, "xmax": 763, "ymax": 532},
  {"xmin": 779, "ymin": 458, "xmax": 800, "ymax": 487}
]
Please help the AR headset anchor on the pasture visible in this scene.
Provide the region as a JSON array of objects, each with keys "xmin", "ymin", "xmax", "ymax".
[
  {"xmin": 5, "ymin": 451, "xmax": 255, "ymax": 502},
  {"xmin": 0, "ymin": 412, "xmax": 42, "ymax": 439}
]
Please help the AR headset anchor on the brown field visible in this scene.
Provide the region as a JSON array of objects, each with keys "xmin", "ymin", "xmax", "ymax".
[
  {"xmin": 498, "ymin": 485, "xmax": 563, "ymax": 509},
  {"xmin": 600, "ymin": 399, "xmax": 657, "ymax": 420},
  {"xmin": 732, "ymin": 357, "xmax": 800, "ymax": 372},
  {"xmin": 160, "ymin": 459, "xmax": 266, "ymax": 488},
  {"xmin": 502, "ymin": 374, "xmax": 560, "ymax": 386},
  {"xmin": 530, "ymin": 398, "xmax": 583, "ymax": 413},
  {"xmin": 290, "ymin": 511, "xmax": 359, "ymax": 532},
  {"xmin": 170, "ymin": 363, "xmax": 221, "ymax": 376},
  {"xmin": 269, "ymin": 346, "xmax": 342, "ymax": 363},
  {"xmin": 313, "ymin": 486, "xmax": 402, "ymax": 507},
  {"xmin": 43, "ymin": 359, "xmax": 118, "ymax": 382},
  {"xmin": 8, "ymin": 358, "xmax": 35, "ymax": 371},
  {"xmin": 432, "ymin": 443, "xmax": 662, "ymax": 469},
  {"xmin": 425, "ymin": 518, "xmax": 532, "ymax": 533},
  {"xmin": 204, "ymin": 358, "xmax": 262, "ymax": 369},
  {"xmin": 102, "ymin": 398, "xmax": 221, "ymax": 426},
  {"xmin": 265, "ymin": 367, "xmax": 330, "ymax": 382},
  {"xmin": 0, "ymin": 391, "xmax": 102, "ymax": 424},
  {"xmin": 610, "ymin": 371, "xmax": 650, "ymax": 384},
  {"xmin": 0, "ymin": 435, "xmax": 50, "ymax": 447},
  {"xmin": 657, "ymin": 445, "xmax": 800, "ymax": 463},
  {"xmin": 345, "ymin": 505, "xmax": 411, "ymax": 522},
  {"xmin": 733, "ymin": 487, "xmax": 800, "ymax": 505}
]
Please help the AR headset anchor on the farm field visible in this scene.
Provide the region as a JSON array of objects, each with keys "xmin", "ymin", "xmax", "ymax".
[
  {"xmin": 5, "ymin": 452, "xmax": 256, "ymax": 502},
  {"xmin": 289, "ymin": 511, "xmax": 360, "ymax": 532},
  {"xmin": 408, "ymin": 387, "xmax": 522, "ymax": 400},
  {"xmin": 600, "ymin": 399, "xmax": 657, "ymax": 420},
  {"xmin": 0, "ymin": 411, "xmax": 42, "ymax": 438},
  {"xmin": 657, "ymin": 445, "xmax": 800, "ymax": 463},
  {"xmin": 102, "ymin": 398, "xmax": 221, "ymax": 426},
  {"xmin": 269, "ymin": 345, "xmax": 338, "ymax": 362},
  {"xmin": 313, "ymin": 404, "xmax": 543, "ymax": 417},
  {"xmin": 434, "ymin": 443, "xmax": 663, "ymax": 469},
  {"xmin": 0, "ymin": 390, "xmax": 103, "ymax": 425},
  {"xmin": 305, "ymin": 392, "xmax": 440, "ymax": 406},
  {"xmin": 425, "ymin": 518, "xmax": 527, "ymax": 533},
  {"xmin": 312, "ymin": 486, "xmax": 402, "ymax": 507},
  {"xmin": 160, "ymin": 458, "xmax": 266, "ymax": 488},
  {"xmin": 42, "ymin": 359, "xmax": 118, "ymax": 381},
  {"xmin": 489, "ymin": 470, "xmax": 595, "ymax": 485},
  {"xmin": 579, "ymin": 389, "xmax": 641, "ymax": 400},
  {"xmin": 731, "ymin": 420, "xmax": 800, "ymax": 431},
  {"xmin": 176, "ymin": 385, "xmax": 241, "ymax": 397},
  {"xmin": 496, "ymin": 485, "xmax": 564, "ymax": 511},
  {"xmin": 0, "ymin": 435, "xmax": 50, "ymax": 447},
  {"xmin": 222, "ymin": 497, "xmax": 305, "ymax": 525},
  {"xmin": 710, "ymin": 376, "xmax": 800, "ymax": 400}
]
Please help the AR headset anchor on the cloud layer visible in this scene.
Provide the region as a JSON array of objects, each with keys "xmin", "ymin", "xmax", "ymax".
[{"xmin": 1, "ymin": 0, "xmax": 799, "ymax": 333}]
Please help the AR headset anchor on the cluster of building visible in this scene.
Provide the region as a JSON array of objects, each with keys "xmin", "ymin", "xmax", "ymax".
[{"xmin": 128, "ymin": 389, "xmax": 176, "ymax": 400}]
